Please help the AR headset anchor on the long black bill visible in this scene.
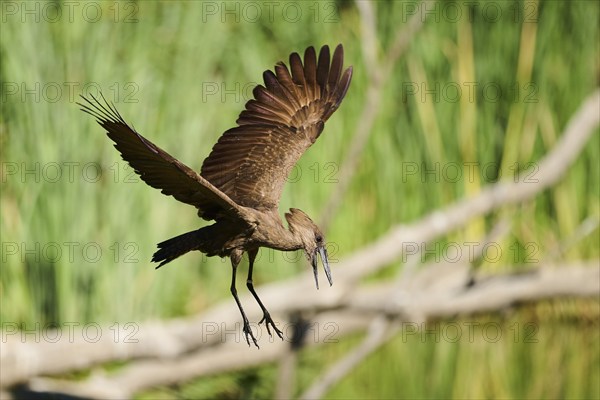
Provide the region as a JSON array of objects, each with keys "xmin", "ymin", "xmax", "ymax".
[{"xmin": 312, "ymin": 246, "xmax": 333, "ymax": 290}]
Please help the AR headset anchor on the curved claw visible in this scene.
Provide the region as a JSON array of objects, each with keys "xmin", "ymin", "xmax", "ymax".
[
  {"xmin": 242, "ymin": 317, "xmax": 259, "ymax": 348},
  {"xmin": 259, "ymin": 312, "xmax": 284, "ymax": 340}
]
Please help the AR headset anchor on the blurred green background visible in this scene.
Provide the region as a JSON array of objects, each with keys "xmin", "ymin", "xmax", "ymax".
[{"xmin": 1, "ymin": 0, "xmax": 599, "ymax": 398}]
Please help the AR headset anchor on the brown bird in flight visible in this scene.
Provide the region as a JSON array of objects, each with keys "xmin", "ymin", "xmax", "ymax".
[{"xmin": 79, "ymin": 44, "xmax": 353, "ymax": 347}]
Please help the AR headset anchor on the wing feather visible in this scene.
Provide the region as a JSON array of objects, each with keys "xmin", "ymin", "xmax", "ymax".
[
  {"xmin": 201, "ymin": 44, "xmax": 353, "ymax": 209},
  {"xmin": 316, "ymin": 46, "xmax": 331, "ymax": 89},
  {"xmin": 303, "ymin": 46, "xmax": 318, "ymax": 100},
  {"xmin": 328, "ymin": 44, "xmax": 344, "ymax": 89},
  {"xmin": 78, "ymin": 94, "xmax": 250, "ymax": 222}
]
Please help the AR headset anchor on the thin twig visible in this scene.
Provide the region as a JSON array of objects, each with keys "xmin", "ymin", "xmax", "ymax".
[
  {"xmin": 320, "ymin": 0, "xmax": 429, "ymax": 232},
  {"xmin": 299, "ymin": 316, "xmax": 399, "ymax": 400}
]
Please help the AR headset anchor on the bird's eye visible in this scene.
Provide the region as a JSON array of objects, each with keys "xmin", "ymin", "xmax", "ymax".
[{"xmin": 315, "ymin": 234, "xmax": 323, "ymax": 243}]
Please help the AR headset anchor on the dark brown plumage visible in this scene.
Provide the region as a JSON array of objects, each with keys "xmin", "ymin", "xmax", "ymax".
[{"xmin": 78, "ymin": 44, "xmax": 352, "ymax": 347}]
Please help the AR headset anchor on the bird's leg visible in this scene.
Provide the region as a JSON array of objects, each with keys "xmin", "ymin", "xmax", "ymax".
[
  {"xmin": 230, "ymin": 250, "xmax": 259, "ymax": 348},
  {"xmin": 246, "ymin": 248, "xmax": 284, "ymax": 340}
]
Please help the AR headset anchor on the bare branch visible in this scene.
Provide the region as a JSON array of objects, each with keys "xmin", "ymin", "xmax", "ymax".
[
  {"xmin": 381, "ymin": 0, "xmax": 435, "ymax": 79},
  {"xmin": 355, "ymin": 1, "xmax": 379, "ymax": 79},
  {"xmin": 12, "ymin": 263, "xmax": 599, "ymax": 399},
  {"xmin": 348, "ymin": 262, "xmax": 599, "ymax": 318}
]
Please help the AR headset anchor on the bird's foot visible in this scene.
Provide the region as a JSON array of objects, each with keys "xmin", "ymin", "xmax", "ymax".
[
  {"xmin": 259, "ymin": 311, "xmax": 284, "ymax": 340},
  {"xmin": 242, "ymin": 317, "xmax": 259, "ymax": 348}
]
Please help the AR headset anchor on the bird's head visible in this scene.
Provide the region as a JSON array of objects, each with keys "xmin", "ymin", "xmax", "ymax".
[{"xmin": 285, "ymin": 208, "xmax": 332, "ymax": 289}]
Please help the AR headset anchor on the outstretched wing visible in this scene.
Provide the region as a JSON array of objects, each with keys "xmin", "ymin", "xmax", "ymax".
[
  {"xmin": 201, "ymin": 44, "xmax": 353, "ymax": 210},
  {"xmin": 78, "ymin": 94, "xmax": 250, "ymax": 222}
]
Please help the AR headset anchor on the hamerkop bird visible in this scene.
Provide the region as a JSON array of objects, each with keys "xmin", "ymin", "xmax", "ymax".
[{"xmin": 79, "ymin": 44, "xmax": 353, "ymax": 347}]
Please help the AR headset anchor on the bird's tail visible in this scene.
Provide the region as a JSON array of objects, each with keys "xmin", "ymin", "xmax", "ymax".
[{"xmin": 152, "ymin": 229, "xmax": 205, "ymax": 269}]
